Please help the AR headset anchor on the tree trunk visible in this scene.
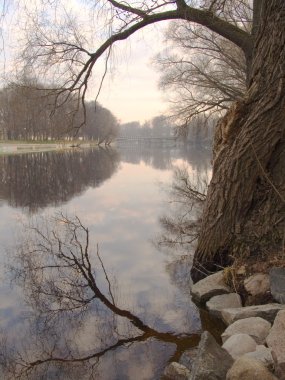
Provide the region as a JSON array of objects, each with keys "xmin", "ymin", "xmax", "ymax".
[{"xmin": 191, "ymin": 0, "xmax": 285, "ymax": 282}]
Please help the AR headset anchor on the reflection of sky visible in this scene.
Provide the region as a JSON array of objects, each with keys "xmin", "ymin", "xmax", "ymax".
[
  {"xmin": 0, "ymin": 149, "xmax": 209, "ymax": 379},
  {"xmin": 56, "ymin": 161, "xmax": 199, "ymax": 333}
]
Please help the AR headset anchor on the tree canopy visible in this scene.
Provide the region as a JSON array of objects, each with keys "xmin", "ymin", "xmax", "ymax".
[
  {"xmin": 155, "ymin": 19, "xmax": 247, "ymax": 124},
  {"xmin": 10, "ymin": 0, "xmax": 255, "ymax": 112}
]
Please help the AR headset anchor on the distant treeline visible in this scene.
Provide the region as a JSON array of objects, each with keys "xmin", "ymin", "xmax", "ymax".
[
  {"xmin": 119, "ymin": 114, "xmax": 214, "ymax": 144},
  {"xmin": 119, "ymin": 116, "xmax": 173, "ymax": 139},
  {"xmin": 0, "ymin": 78, "xmax": 214, "ymax": 145},
  {"xmin": 0, "ymin": 78, "xmax": 119, "ymax": 144}
]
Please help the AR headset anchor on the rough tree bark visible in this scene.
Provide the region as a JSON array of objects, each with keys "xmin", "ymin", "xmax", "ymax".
[{"xmin": 191, "ymin": 0, "xmax": 285, "ymax": 282}]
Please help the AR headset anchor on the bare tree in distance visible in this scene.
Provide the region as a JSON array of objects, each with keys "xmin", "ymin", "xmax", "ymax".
[{"xmin": 0, "ymin": 75, "xmax": 119, "ymax": 142}]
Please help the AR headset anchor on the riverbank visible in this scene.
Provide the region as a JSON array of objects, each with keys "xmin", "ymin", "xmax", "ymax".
[
  {"xmin": 0, "ymin": 140, "xmax": 102, "ymax": 155},
  {"xmin": 163, "ymin": 267, "xmax": 285, "ymax": 379}
]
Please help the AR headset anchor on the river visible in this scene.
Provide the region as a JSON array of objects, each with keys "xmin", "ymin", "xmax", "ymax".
[{"xmin": 0, "ymin": 142, "xmax": 213, "ymax": 379}]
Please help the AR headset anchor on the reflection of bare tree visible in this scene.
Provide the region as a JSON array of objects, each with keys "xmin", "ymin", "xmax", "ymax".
[
  {"xmin": 0, "ymin": 147, "xmax": 120, "ymax": 213},
  {"xmin": 156, "ymin": 159, "xmax": 211, "ymax": 292},
  {"xmin": 158, "ymin": 165, "xmax": 209, "ymax": 249},
  {"xmin": 1, "ymin": 215, "xmax": 199, "ymax": 379}
]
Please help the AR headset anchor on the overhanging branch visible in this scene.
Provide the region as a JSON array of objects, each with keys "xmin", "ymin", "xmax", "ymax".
[{"xmin": 83, "ymin": 5, "xmax": 252, "ymax": 88}]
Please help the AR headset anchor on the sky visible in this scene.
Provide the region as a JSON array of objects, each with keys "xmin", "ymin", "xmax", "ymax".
[
  {"xmin": 1, "ymin": 0, "xmax": 171, "ymax": 124},
  {"xmin": 91, "ymin": 27, "xmax": 169, "ymax": 124}
]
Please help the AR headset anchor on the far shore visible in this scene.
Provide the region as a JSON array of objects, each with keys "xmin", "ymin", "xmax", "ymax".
[{"xmin": 0, "ymin": 140, "xmax": 106, "ymax": 155}]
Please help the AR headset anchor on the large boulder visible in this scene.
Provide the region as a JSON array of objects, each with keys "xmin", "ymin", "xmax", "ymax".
[
  {"xmin": 221, "ymin": 317, "xmax": 271, "ymax": 344},
  {"xmin": 163, "ymin": 362, "xmax": 191, "ymax": 380},
  {"xmin": 244, "ymin": 273, "xmax": 270, "ymax": 296},
  {"xmin": 221, "ymin": 303, "xmax": 285, "ymax": 325},
  {"xmin": 190, "ymin": 331, "xmax": 233, "ymax": 380},
  {"xmin": 190, "ymin": 271, "xmax": 230, "ymax": 304},
  {"xmin": 243, "ymin": 345, "xmax": 274, "ymax": 369},
  {"xmin": 222, "ymin": 333, "xmax": 257, "ymax": 360},
  {"xmin": 266, "ymin": 310, "xmax": 285, "ymax": 379},
  {"xmin": 226, "ymin": 356, "xmax": 277, "ymax": 380},
  {"xmin": 270, "ymin": 267, "xmax": 285, "ymax": 304},
  {"xmin": 206, "ymin": 293, "xmax": 242, "ymax": 318}
]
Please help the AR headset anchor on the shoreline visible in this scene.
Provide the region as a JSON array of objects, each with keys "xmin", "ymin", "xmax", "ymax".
[
  {"xmin": 164, "ymin": 268, "xmax": 285, "ymax": 379},
  {"xmin": 0, "ymin": 141, "xmax": 103, "ymax": 155}
]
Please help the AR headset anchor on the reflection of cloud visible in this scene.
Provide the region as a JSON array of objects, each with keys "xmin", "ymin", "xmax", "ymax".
[
  {"xmin": 120, "ymin": 340, "xmax": 174, "ymax": 380},
  {"xmin": 47, "ymin": 161, "xmax": 201, "ymax": 335},
  {"xmin": 0, "ymin": 207, "xmax": 25, "ymax": 266},
  {"xmin": 172, "ymin": 158, "xmax": 194, "ymax": 171},
  {"xmin": 0, "ymin": 284, "xmax": 30, "ymax": 341}
]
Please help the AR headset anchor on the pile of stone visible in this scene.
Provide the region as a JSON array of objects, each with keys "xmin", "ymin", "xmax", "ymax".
[{"xmin": 163, "ymin": 267, "xmax": 285, "ymax": 379}]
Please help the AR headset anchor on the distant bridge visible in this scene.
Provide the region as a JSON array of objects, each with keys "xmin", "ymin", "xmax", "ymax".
[{"xmin": 116, "ymin": 137, "xmax": 176, "ymax": 142}]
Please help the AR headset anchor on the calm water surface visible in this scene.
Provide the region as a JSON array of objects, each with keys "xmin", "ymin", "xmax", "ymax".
[{"xmin": 0, "ymin": 143, "xmax": 212, "ymax": 379}]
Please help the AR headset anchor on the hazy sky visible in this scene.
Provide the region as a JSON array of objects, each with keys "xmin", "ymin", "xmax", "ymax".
[
  {"xmin": 2, "ymin": 0, "xmax": 170, "ymax": 125},
  {"xmin": 94, "ymin": 27, "xmax": 169, "ymax": 124}
]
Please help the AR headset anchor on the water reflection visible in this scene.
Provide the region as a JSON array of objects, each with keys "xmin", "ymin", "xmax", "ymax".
[
  {"xmin": 1, "ymin": 215, "xmax": 200, "ymax": 379},
  {"xmin": 0, "ymin": 147, "xmax": 120, "ymax": 213},
  {"xmin": 0, "ymin": 143, "xmax": 214, "ymax": 379},
  {"xmin": 156, "ymin": 157, "xmax": 210, "ymax": 297},
  {"xmin": 156, "ymin": 156, "xmax": 211, "ymax": 256},
  {"xmin": 117, "ymin": 141, "xmax": 211, "ymax": 172},
  {"xmin": 0, "ymin": 144, "xmax": 211, "ymax": 214}
]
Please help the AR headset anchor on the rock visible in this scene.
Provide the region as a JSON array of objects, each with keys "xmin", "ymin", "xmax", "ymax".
[
  {"xmin": 243, "ymin": 345, "xmax": 274, "ymax": 369},
  {"xmin": 226, "ymin": 356, "xmax": 278, "ymax": 380},
  {"xmin": 179, "ymin": 348, "xmax": 198, "ymax": 371},
  {"xmin": 190, "ymin": 271, "xmax": 230, "ymax": 304},
  {"xmin": 221, "ymin": 303, "xmax": 285, "ymax": 325},
  {"xmin": 244, "ymin": 273, "xmax": 270, "ymax": 296},
  {"xmin": 206, "ymin": 293, "xmax": 242, "ymax": 318},
  {"xmin": 221, "ymin": 317, "xmax": 271, "ymax": 344},
  {"xmin": 266, "ymin": 310, "xmax": 285, "ymax": 379},
  {"xmin": 163, "ymin": 362, "xmax": 191, "ymax": 380},
  {"xmin": 222, "ymin": 333, "xmax": 257, "ymax": 360},
  {"xmin": 270, "ymin": 267, "xmax": 285, "ymax": 304},
  {"xmin": 190, "ymin": 331, "xmax": 233, "ymax": 379}
]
